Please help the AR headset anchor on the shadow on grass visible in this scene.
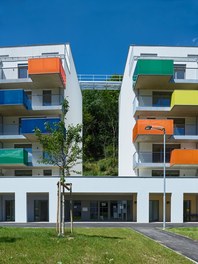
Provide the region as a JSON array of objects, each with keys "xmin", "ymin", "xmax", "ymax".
[
  {"xmin": 76, "ymin": 234, "xmax": 125, "ymax": 240},
  {"xmin": 0, "ymin": 237, "xmax": 22, "ymax": 243}
]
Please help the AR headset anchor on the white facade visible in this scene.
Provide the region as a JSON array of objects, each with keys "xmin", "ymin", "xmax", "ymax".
[
  {"xmin": 119, "ymin": 45, "xmax": 198, "ymax": 223},
  {"xmin": 0, "ymin": 44, "xmax": 82, "ymax": 222},
  {"xmin": 1, "ymin": 44, "xmax": 198, "ymax": 223}
]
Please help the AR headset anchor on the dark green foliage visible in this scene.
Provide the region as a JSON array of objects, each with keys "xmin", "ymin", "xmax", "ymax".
[{"xmin": 83, "ymin": 89, "xmax": 119, "ymax": 176}]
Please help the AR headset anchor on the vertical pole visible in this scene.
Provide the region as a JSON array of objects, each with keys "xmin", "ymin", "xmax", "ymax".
[
  {"xmin": 70, "ymin": 184, "xmax": 73, "ymax": 234},
  {"xmin": 163, "ymin": 130, "xmax": 166, "ymax": 230},
  {"xmin": 56, "ymin": 182, "xmax": 59, "ymax": 232},
  {"xmin": 58, "ymin": 181, "xmax": 61, "ymax": 236}
]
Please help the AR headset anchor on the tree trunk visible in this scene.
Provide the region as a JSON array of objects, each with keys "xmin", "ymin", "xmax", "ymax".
[
  {"xmin": 61, "ymin": 183, "xmax": 65, "ymax": 236},
  {"xmin": 70, "ymin": 184, "xmax": 73, "ymax": 234}
]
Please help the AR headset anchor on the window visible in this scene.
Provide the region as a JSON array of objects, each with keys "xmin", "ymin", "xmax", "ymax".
[
  {"xmin": 43, "ymin": 151, "xmax": 51, "ymax": 160},
  {"xmin": 152, "ymin": 92, "xmax": 172, "ymax": 107},
  {"xmin": 41, "ymin": 52, "xmax": 59, "ymax": 56},
  {"xmin": 152, "ymin": 144, "xmax": 180, "ymax": 163},
  {"xmin": 140, "ymin": 53, "xmax": 158, "ymax": 57},
  {"xmin": 18, "ymin": 64, "xmax": 28, "ymax": 79},
  {"xmin": 152, "ymin": 170, "xmax": 179, "ymax": 177},
  {"xmin": 173, "ymin": 118, "xmax": 185, "ymax": 135},
  {"xmin": 25, "ymin": 91, "xmax": 32, "ymax": 101},
  {"xmin": 15, "ymin": 170, "xmax": 32, "ymax": 176},
  {"xmin": 174, "ymin": 64, "xmax": 186, "ymax": 79},
  {"xmin": 43, "ymin": 170, "xmax": 52, "ymax": 176},
  {"xmin": 43, "ymin": 90, "xmax": 52, "ymax": 106}
]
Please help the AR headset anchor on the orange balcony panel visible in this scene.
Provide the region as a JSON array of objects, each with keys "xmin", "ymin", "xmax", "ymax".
[
  {"xmin": 28, "ymin": 58, "xmax": 66, "ymax": 88},
  {"xmin": 170, "ymin": 149, "xmax": 198, "ymax": 166},
  {"xmin": 133, "ymin": 119, "xmax": 173, "ymax": 142}
]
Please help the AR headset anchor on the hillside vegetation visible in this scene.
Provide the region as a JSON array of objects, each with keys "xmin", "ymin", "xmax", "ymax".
[{"xmin": 83, "ymin": 90, "xmax": 119, "ymax": 176}]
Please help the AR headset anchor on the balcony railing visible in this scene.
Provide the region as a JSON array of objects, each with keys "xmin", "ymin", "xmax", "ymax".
[
  {"xmin": 135, "ymin": 152, "xmax": 172, "ymax": 164},
  {"xmin": 30, "ymin": 94, "xmax": 64, "ymax": 107},
  {"xmin": 21, "ymin": 117, "xmax": 60, "ymax": 134},
  {"xmin": 0, "ymin": 89, "xmax": 31, "ymax": 110},
  {"xmin": 0, "ymin": 149, "xmax": 28, "ymax": 166}
]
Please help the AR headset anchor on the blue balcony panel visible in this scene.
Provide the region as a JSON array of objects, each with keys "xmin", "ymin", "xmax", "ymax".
[
  {"xmin": 21, "ymin": 117, "xmax": 60, "ymax": 134},
  {"xmin": 0, "ymin": 89, "xmax": 31, "ymax": 110}
]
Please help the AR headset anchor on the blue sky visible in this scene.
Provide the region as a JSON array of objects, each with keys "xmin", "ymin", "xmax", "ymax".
[{"xmin": 0, "ymin": 0, "xmax": 198, "ymax": 74}]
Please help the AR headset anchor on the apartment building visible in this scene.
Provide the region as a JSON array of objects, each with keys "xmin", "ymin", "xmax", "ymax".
[
  {"xmin": 119, "ymin": 45, "xmax": 198, "ymax": 223},
  {"xmin": 1, "ymin": 44, "xmax": 198, "ymax": 224},
  {"xmin": 0, "ymin": 44, "xmax": 82, "ymax": 222}
]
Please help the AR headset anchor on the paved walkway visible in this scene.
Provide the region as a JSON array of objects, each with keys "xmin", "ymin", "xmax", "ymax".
[{"xmin": 132, "ymin": 226, "xmax": 198, "ymax": 263}]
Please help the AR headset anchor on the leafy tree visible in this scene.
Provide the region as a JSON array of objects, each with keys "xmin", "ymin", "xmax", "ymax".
[
  {"xmin": 35, "ymin": 99, "xmax": 82, "ymax": 180},
  {"xmin": 34, "ymin": 99, "xmax": 82, "ymax": 235}
]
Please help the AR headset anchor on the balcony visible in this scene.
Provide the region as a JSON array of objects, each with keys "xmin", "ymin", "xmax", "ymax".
[
  {"xmin": 0, "ymin": 89, "xmax": 31, "ymax": 115},
  {"xmin": 0, "ymin": 149, "xmax": 28, "ymax": 167},
  {"xmin": 20, "ymin": 117, "xmax": 61, "ymax": 140},
  {"xmin": 133, "ymin": 119, "xmax": 173, "ymax": 142},
  {"xmin": 28, "ymin": 58, "xmax": 66, "ymax": 88},
  {"xmin": 133, "ymin": 59, "xmax": 174, "ymax": 89},
  {"xmin": 133, "ymin": 151, "xmax": 170, "ymax": 169},
  {"xmin": 133, "ymin": 95, "xmax": 171, "ymax": 117},
  {"xmin": 170, "ymin": 149, "xmax": 198, "ymax": 167},
  {"xmin": 171, "ymin": 90, "xmax": 198, "ymax": 116}
]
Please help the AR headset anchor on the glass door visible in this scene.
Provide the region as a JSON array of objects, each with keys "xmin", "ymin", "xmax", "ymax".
[
  {"xmin": 99, "ymin": 201, "xmax": 108, "ymax": 220},
  {"xmin": 184, "ymin": 200, "xmax": 191, "ymax": 222},
  {"xmin": 5, "ymin": 200, "xmax": 15, "ymax": 221},
  {"xmin": 34, "ymin": 200, "xmax": 48, "ymax": 221},
  {"xmin": 149, "ymin": 200, "xmax": 159, "ymax": 222}
]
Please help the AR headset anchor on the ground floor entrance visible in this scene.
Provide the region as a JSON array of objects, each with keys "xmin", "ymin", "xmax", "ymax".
[
  {"xmin": 65, "ymin": 194, "xmax": 136, "ymax": 221},
  {"xmin": 184, "ymin": 194, "xmax": 198, "ymax": 222},
  {"xmin": 27, "ymin": 193, "xmax": 49, "ymax": 222},
  {"xmin": 149, "ymin": 193, "xmax": 171, "ymax": 222},
  {"xmin": 0, "ymin": 194, "xmax": 15, "ymax": 221}
]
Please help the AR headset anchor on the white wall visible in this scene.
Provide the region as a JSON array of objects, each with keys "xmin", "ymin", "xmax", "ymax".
[{"xmin": 64, "ymin": 45, "xmax": 83, "ymax": 176}]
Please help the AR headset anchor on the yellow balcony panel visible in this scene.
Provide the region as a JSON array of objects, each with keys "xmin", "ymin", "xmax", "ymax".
[
  {"xmin": 171, "ymin": 90, "xmax": 198, "ymax": 116},
  {"xmin": 28, "ymin": 58, "xmax": 66, "ymax": 88}
]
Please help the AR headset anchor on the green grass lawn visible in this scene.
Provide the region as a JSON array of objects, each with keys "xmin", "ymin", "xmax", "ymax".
[
  {"xmin": 0, "ymin": 227, "xmax": 192, "ymax": 264},
  {"xmin": 168, "ymin": 227, "xmax": 198, "ymax": 241}
]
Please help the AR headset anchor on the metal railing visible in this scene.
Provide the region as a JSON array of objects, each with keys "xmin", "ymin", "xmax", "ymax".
[
  {"xmin": 134, "ymin": 151, "xmax": 172, "ymax": 164},
  {"xmin": 78, "ymin": 74, "xmax": 123, "ymax": 82}
]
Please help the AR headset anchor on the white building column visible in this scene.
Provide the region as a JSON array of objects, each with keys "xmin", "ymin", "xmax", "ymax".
[
  {"xmin": 171, "ymin": 192, "xmax": 183, "ymax": 223},
  {"xmin": 15, "ymin": 191, "xmax": 27, "ymax": 222},
  {"xmin": 49, "ymin": 189, "xmax": 57, "ymax": 223},
  {"xmin": 137, "ymin": 192, "xmax": 149, "ymax": 223}
]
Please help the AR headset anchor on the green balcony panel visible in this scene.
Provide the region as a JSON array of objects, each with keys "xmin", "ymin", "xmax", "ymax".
[
  {"xmin": 0, "ymin": 149, "xmax": 28, "ymax": 166},
  {"xmin": 133, "ymin": 59, "xmax": 174, "ymax": 82}
]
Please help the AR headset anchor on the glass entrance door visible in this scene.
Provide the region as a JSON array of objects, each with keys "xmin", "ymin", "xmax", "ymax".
[
  {"xmin": 5, "ymin": 200, "xmax": 15, "ymax": 221},
  {"xmin": 34, "ymin": 200, "xmax": 48, "ymax": 221},
  {"xmin": 110, "ymin": 201, "xmax": 127, "ymax": 221},
  {"xmin": 184, "ymin": 200, "xmax": 191, "ymax": 222},
  {"xmin": 149, "ymin": 200, "xmax": 159, "ymax": 222},
  {"xmin": 99, "ymin": 201, "xmax": 108, "ymax": 220}
]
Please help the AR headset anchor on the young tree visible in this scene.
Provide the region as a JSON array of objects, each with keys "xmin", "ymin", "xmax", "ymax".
[{"xmin": 34, "ymin": 99, "xmax": 82, "ymax": 236}]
